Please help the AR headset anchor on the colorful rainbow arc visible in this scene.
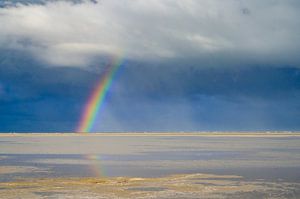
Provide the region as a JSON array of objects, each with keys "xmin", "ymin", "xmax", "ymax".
[
  {"xmin": 77, "ymin": 56, "xmax": 123, "ymax": 133},
  {"xmin": 85, "ymin": 154, "xmax": 104, "ymax": 177}
]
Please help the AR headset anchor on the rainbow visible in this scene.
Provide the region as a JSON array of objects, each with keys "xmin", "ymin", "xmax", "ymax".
[
  {"xmin": 77, "ymin": 56, "xmax": 123, "ymax": 133},
  {"xmin": 85, "ymin": 154, "xmax": 104, "ymax": 177}
]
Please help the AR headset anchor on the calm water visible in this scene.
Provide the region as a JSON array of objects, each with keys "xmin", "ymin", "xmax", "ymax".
[{"xmin": 1, "ymin": 134, "xmax": 300, "ymax": 182}]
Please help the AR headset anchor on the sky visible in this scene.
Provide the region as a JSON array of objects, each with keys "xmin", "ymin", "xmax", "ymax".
[{"xmin": 0, "ymin": 0, "xmax": 300, "ymax": 132}]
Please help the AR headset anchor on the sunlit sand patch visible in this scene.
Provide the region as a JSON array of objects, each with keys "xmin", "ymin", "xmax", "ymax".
[
  {"xmin": 0, "ymin": 166, "xmax": 49, "ymax": 174},
  {"xmin": 0, "ymin": 173, "xmax": 299, "ymax": 199}
]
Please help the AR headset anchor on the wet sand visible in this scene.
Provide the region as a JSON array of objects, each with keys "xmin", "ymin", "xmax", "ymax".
[
  {"xmin": 1, "ymin": 132, "xmax": 300, "ymax": 198},
  {"xmin": 1, "ymin": 173, "xmax": 300, "ymax": 199}
]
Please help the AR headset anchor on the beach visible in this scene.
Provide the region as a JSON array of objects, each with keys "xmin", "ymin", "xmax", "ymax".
[{"xmin": 1, "ymin": 132, "xmax": 300, "ymax": 198}]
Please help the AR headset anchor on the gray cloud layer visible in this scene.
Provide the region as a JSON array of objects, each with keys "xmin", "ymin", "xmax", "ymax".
[{"xmin": 0, "ymin": 0, "xmax": 300, "ymax": 67}]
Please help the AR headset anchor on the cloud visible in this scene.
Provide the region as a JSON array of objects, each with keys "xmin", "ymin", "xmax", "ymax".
[
  {"xmin": 93, "ymin": 98, "xmax": 197, "ymax": 132},
  {"xmin": 0, "ymin": 50, "xmax": 299, "ymax": 132},
  {"xmin": 0, "ymin": 0, "xmax": 300, "ymax": 132},
  {"xmin": 0, "ymin": 0, "xmax": 299, "ymax": 66}
]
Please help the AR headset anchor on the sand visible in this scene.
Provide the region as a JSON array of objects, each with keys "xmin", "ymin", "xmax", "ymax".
[
  {"xmin": 1, "ymin": 132, "xmax": 300, "ymax": 198},
  {"xmin": 1, "ymin": 173, "xmax": 300, "ymax": 199}
]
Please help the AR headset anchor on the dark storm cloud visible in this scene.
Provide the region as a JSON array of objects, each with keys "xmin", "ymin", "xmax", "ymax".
[
  {"xmin": 0, "ymin": 50, "xmax": 300, "ymax": 132},
  {"xmin": 0, "ymin": 49, "xmax": 94, "ymax": 100},
  {"xmin": 116, "ymin": 63, "xmax": 300, "ymax": 99},
  {"xmin": 0, "ymin": 50, "xmax": 96, "ymax": 132},
  {"xmin": 95, "ymin": 62, "xmax": 300, "ymax": 132}
]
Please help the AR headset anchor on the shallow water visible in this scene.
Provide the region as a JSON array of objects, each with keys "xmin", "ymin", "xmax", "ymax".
[{"xmin": 1, "ymin": 133, "xmax": 300, "ymax": 182}]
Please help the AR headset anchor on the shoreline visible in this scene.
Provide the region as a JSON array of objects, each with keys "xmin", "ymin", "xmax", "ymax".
[
  {"xmin": 1, "ymin": 132, "xmax": 300, "ymax": 137},
  {"xmin": 1, "ymin": 133, "xmax": 300, "ymax": 198}
]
